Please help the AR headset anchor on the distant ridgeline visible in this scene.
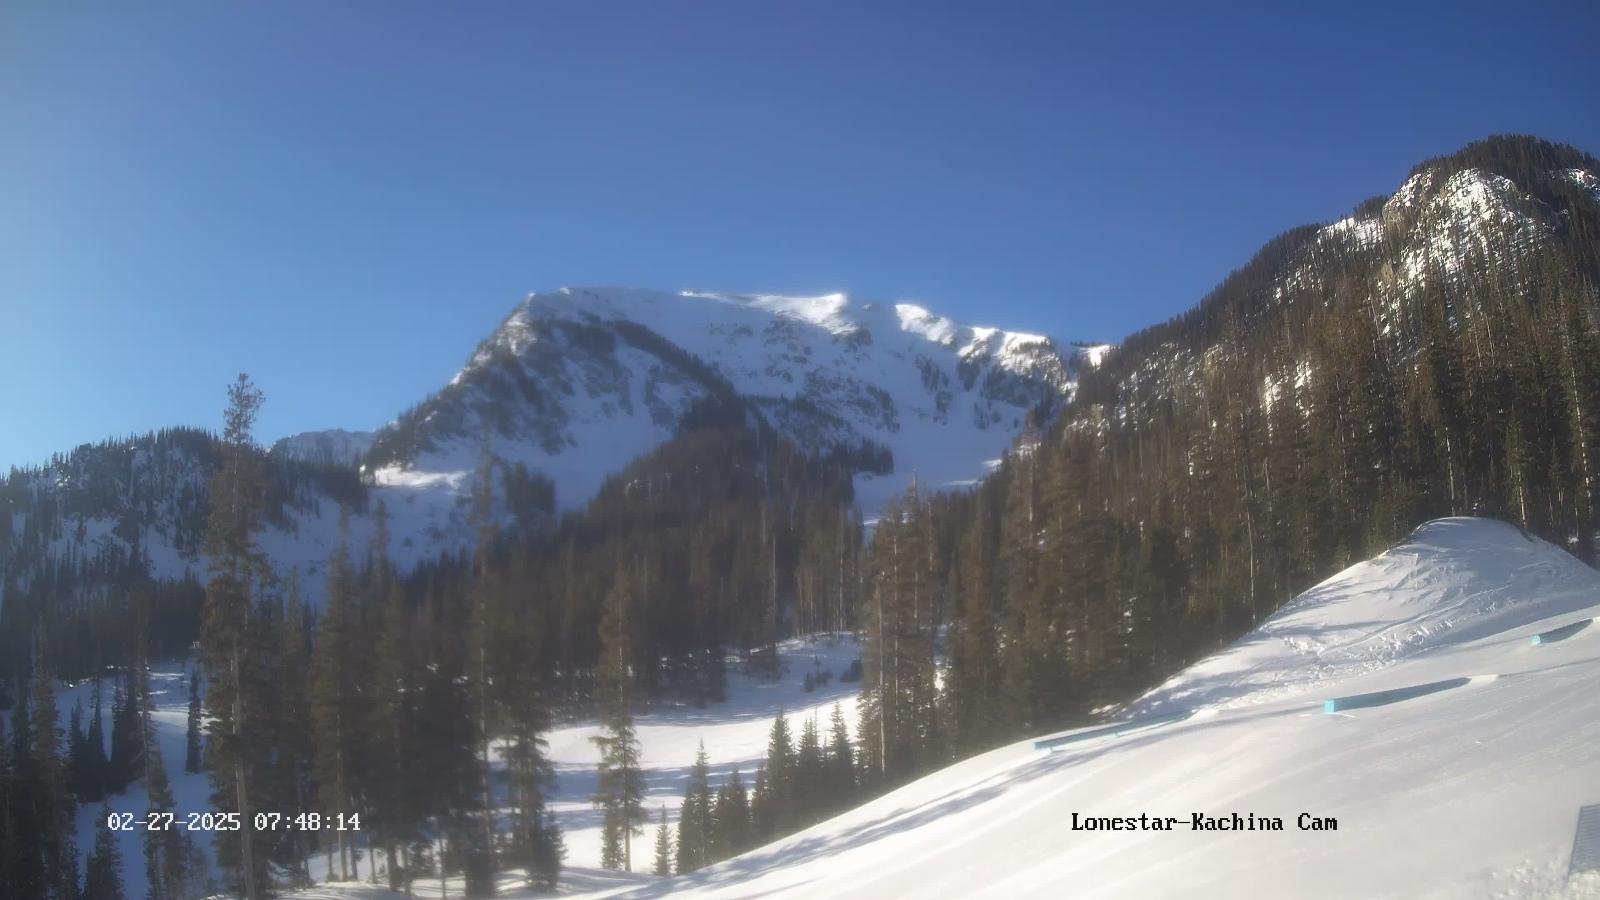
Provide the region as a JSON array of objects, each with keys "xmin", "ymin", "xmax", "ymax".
[
  {"xmin": 0, "ymin": 412, "xmax": 866, "ymax": 694},
  {"xmin": 0, "ymin": 428, "xmax": 367, "ymax": 682}
]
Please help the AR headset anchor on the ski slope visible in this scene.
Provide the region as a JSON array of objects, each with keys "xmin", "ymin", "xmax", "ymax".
[
  {"xmin": 571, "ymin": 518, "xmax": 1600, "ymax": 900},
  {"xmin": 194, "ymin": 518, "xmax": 1600, "ymax": 897}
]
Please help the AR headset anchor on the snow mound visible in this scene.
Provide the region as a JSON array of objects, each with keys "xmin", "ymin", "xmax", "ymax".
[{"xmin": 1134, "ymin": 517, "xmax": 1600, "ymax": 715}]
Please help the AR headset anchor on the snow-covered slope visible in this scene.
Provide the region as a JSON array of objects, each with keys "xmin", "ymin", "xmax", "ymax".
[
  {"xmin": 568, "ymin": 518, "xmax": 1596, "ymax": 900},
  {"xmin": 0, "ymin": 430, "xmax": 468, "ymax": 605},
  {"xmin": 565, "ymin": 519, "xmax": 1597, "ymax": 899},
  {"xmin": 545, "ymin": 636, "xmax": 864, "ymax": 871},
  {"xmin": 366, "ymin": 288, "xmax": 1092, "ymax": 518},
  {"xmin": 275, "ymin": 517, "xmax": 1600, "ymax": 899},
  {"xmin": 1131, "ymin": 517, "xmax": 1600, "ymax": 717},
  {"xmin": 1281, "ymin": 158, "xmax": 1594, "ymax": 303}
]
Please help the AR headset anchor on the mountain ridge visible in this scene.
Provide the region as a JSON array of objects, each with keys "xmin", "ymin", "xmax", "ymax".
[{"xmin": 359, "ymin": 286, "xmax": 1097, "ymax": 519}]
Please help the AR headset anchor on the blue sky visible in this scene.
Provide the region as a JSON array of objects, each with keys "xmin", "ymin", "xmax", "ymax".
[{"xmin": 2, "ymin": 1, "xmax": 1597, "ymax": 470}]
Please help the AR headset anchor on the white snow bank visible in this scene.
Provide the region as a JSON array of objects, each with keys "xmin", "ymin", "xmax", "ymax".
[{"xmin": 1133, "ymin": 517, "xmax": 1600, "ymax": 716}]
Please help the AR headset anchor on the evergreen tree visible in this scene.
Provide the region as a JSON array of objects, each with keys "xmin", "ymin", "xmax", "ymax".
[
  {"xmin": 590, "ymin": 566, "xmax": 646, "ymax": 870},
  {"xmin": 8, "ymin": 686, "xmax": 47, "ymax": 896},
  {"xmin": 710, "ymin": 767, "xmax": 749, "ymax": 862},
  {"xmin": 756, "ymin": 711, "xmax": 794, "ymax": 837},
  {"xmin": 67, "ymin": 698, "xmax": 90, "ymax": 801},
  {"xmin": 311, "ymin": 513, "xmax": 359, "ymax": 883},
  {"xmin": 675, "ymin": 742, "xmax": 712, "ymax": 874},
  {"xmin": 30, "ymin": 646, "xmax": 79, "ymax": 900},
  {"xmin": 460, "ymin": 826, "xmax": 495, "ymax": 899},
  {"xmin": 946, "ymin": 496, "xmax": 1001, "ymax": 755},
  {"xmin": 183, "ymin": 668, "xmax": 202, "ymax": 774},
  {"xmin": 107, "ymin": 671, "xmax": 144, "ymax": 793},
  {"xmin": 826, "ymin": 702, "xmax": 855, "ymax": 808},
  {"xmin": 270, "ymin": 574, "xmax": 315, "ymax": 887},
  {"xmin": 497, "ymin": 601, "xmax": 560, "ymax": 891},
  {"xmin": 87, "ymin": 679, "xmax": 108, "ymax": 800},
  {"xmin": 859, "ymin": 485, "xmax": 941, "ymax": 784},
  {"xmin": 412, "ymin": 630, "xmax": 481, "ymax": 898},
  {"xmin": 82, "ymin": 806, "xmax": 127, "ymax": 900},
  {"xmin": 794, "ymin": 715, "xmax": 824, "ymax": 826},
  {"xmin": 466, "ymin": 448, "xmax": 498, "ymax": 896},
  {"xmin": 652, "ymin": 806, "xmax": 672, "ymax": 876},
  {"xmin": 199, "ymin": 373, "xmax": 269, "ymax": 900},
  {"xmin": 0, "ymin": 716, "xmax": 22, "ymax": 896},
  {"xmin": 367, "ymin": 562, "xmax": 424, "ymax": 893},
  {"xmin": 476, "ymin": 506, "xmax": 563, "ymax": 892},
  {"xmin": 749, "ymin": 764, "xmax": 769, "ymax": 841}
]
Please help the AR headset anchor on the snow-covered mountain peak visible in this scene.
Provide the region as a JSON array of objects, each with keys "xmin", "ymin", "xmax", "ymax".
[
  {"xmin": 1274, "ymin": 154, "xmax": 1594, "ymax": 316},
  {"xmin": 1379, "ymin": 163, "xmax": 1566, "ymax": 239},
  {"xmin": 4, "ymin": 286, "xmax": 1099, "ymax": 599},
  {"xmin": 367, "ymin": 286, "xmax": 1092, "ymax": 533}
]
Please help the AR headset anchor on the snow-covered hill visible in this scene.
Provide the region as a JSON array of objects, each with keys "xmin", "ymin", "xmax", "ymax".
[
  {"xmin": 269, "ymin": 517, "xmax": 1600, "ymax": 899},
  {"xmin": 592, "ymin": 518, "xmax": 1593, "ymax": 900},
  {"xmin": 365, "ymin": 288, "xmax": 1098, "ymax": 518},
  {"xmin": 0, "ymin": 429, "xmax": 465, "ymax": 604}
]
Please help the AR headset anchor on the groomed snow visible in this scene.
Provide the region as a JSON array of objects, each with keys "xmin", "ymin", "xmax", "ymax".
[{"xmin": 579, "ymin": 518, "xmax": 1596, "ymax": 900}]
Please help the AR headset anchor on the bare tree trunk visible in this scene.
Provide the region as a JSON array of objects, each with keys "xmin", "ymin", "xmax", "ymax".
[
  {"xmin": 233, "ymin": 647, "xmax": 258, "ymax": 900},
  {"xmin": 876, "ymin": 578, "xmax": 886, "ymax": 777}
]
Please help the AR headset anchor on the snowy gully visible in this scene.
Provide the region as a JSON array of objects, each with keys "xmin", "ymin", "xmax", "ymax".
[{"xmin": 1068, "ymin": 812, "xmax": 1338, "ymax": 832}]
